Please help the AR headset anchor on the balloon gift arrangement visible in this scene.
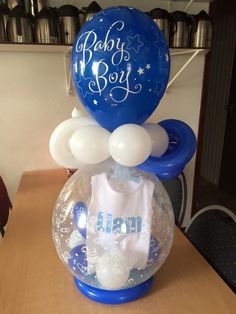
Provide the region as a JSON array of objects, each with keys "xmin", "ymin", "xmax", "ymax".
[{"xmin": 50, "ymin": 7, "xmax": 197, "ymax": 304}]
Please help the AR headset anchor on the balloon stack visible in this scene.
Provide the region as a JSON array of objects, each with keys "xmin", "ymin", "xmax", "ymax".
[{"xmin": 50, "ymin": 7, "xmax": 196, "ymax": 304}]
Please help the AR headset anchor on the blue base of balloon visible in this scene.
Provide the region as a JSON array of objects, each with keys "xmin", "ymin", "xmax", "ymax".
[{"xmin": 74, "ymin": 276, "xmax": 154, "ymax": 304}]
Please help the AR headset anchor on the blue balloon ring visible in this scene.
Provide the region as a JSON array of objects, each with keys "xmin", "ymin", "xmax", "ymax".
[
  {"xmin": 74, "ymin": 276, "xmax": 154, "ymax": 304},
  {"xmin": 72, "ymin": 6, "xmax": 170, "ymax": 131},
  {"xmin": 138, "ymin": 119, "xmax": 197, "ymax": 179}
]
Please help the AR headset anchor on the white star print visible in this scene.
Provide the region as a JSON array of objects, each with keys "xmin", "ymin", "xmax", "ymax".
[
  {"xmin": 93, "ymin": 100, "xmax": 98, "ymax": 105},
  {"xmin": 137, "ymin": 67, "xmax": 144, "ymax": 75},
  {"xmin": 149, "ymin": 88, "xmax": 152, "ymax": 92},
  {"xmin": 146, "ymin": 64, "xmax": 151, "ymax": 70},
  {"xmin": 165, "ymin": 54, "xmax": 169, "ymax": 62},
  {"xmin": 99, "ymin": 18, "xmax": 103, "ymax": 22},
  {"xmin": 127, "ymin": 34, "xmax": 144, "ymax": 54},
  {"xmin": 77, "ymin": 77, "xmax": 93, "ymax": 97},
  {"xmin": 154, "ymin": 81, "xmax": 166, "ymax": 96},
  {"xmin": 154, "ymin": 82, "xmax": 159, "ymax": 95}
]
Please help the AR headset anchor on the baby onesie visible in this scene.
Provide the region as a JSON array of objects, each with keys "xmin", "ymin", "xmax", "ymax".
[{"xmin": 86, "ymin": 173, "xmax": 154, "ymax": 273}]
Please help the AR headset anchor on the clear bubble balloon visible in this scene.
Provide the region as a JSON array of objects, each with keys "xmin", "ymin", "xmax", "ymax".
[{"xmin": 52, "ymin": 159, "xmax": 174, "ymax": 290}]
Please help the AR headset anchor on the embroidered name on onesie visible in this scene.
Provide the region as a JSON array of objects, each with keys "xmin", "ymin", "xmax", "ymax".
[{"xmin": 97, "ymin": 211, "xmax": 142, "ymax": 234}]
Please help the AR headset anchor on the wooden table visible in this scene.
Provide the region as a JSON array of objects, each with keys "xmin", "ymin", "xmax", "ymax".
[{"xmin": 0, "ymin": 169, "xmax": 235, "ymax": 314}]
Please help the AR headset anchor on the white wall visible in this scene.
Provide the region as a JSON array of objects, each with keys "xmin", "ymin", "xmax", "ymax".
[
  {"xmin": 149, "ymin": 54, "xmax": 205, "ymax": 226},
  {"xmin": 0, "ymin": 52, "xmax": 79, "ymax": 200},
  {"xmin": 0, "ymin": 1, "xmax": 208, "ymax": 226}
]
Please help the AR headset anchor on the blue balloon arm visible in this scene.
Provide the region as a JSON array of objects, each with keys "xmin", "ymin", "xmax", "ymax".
[{"xmin": 138, "ymin": 119, "xmax": 197, "ymax": 179}]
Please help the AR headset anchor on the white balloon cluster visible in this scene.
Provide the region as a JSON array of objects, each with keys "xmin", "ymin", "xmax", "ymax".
[{"xmin": 49, "ymin": 108, "xmax": 169, "ymax": 168}]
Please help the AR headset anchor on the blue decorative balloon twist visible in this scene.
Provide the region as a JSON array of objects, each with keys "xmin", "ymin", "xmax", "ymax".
[
  {"xmin": 72, "ymin": 6, "xmax": 170, "ymax": 131},
  {"xmin": 138, "ymin": 119, "xmax": 197, "ymax": 179}
]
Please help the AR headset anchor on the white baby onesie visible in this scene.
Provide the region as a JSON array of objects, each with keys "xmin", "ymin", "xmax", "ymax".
[{"xmin": 86, "ymin": 173, "xmax": 154, "ymax": 273}]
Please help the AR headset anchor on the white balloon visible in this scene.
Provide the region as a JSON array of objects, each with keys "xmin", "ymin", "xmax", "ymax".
[
  {"xmin": 49, "ymin": 117, "xmax": 97, "ymax": 169},
  {"xmin": 69, "ymin": 125, "xmax": 110, "ymax": 164},
  {"xmin": 71, "ymin": 107, "xmax": 83, "ymax": 118},
  {"xmin": 109, "ymin": 124, "xmax": 152, "ymax": 167},
  {"xmin": 143, "ymin": 124, "xmax": 169, "ymax": 157},
  {"xmin": 68, "ymin": 230, "xmax": 85, "ymax": 249},
  {"xmin": 96, "ymin": 252, "xmax": 130, "ymax": 290}
]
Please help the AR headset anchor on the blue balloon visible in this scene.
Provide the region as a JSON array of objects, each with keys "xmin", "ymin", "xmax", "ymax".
[
  {"xmin": 73, "ymin": 202, "xmax": 88, "ymax": 238},
  {"xmin": 138, "ymin": 119, "xmax": 197, "ymax": 179},
  {"xmin": 72, "ymin": 6, "xmax": 170, "ymax": 131},
  {"xmin": 68, "ymin": 245, "xmax": 88, "ymax": 276}
]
